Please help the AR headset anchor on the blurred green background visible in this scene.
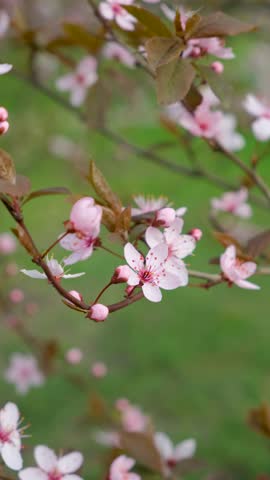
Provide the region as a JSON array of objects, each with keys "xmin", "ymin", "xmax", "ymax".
[{"xmin": 1, "ymin": 1, "xmax": 270, "ymax": 479}]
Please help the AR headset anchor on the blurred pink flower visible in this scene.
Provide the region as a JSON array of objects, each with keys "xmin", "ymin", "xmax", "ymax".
[
  {"xmin": 0, "ymin": 233, "xmax": 16, "ymax": 254},
  {"xmin": 5, "ymin": 353, "xmax": 44, "ymax": 395},
  {"xmin": 91, "ymin": 362, "xmax": 108, "ymax": 378},
  {"xmin": 19, "ymin": 445, "xmax": 84, "ymax": 480},
  {"xmin": 66, "ymin": 348, "xmax": 83, "ymax": 365},
  {"xmin": 103, "ymin": 42, "xmax": 135, "ymax": 67},
  {"xmin": 99, "ymin": 0, "xmax": 136, "ymax": 30},
  {"xmin": 0, "ymin": 106, "xmax": 9, "ymax": 134},
  {"xmin": 21, "ymin": 257, "xmax": 85, "ymax": 280},
  {"xmin": 188, "ymin": 228, "xmax": 203, "ymax": 242},
  {"xmin": 0, "ymin": 402, "xmax": 23, "ymax": 471},
  {"xmin": 131, "ymin": 195, "xmax": 168, "ymax": 216},
  {"xmin": 183, "ymin": 37, "xmax": 234, "ymax": 60},
  {"xmin": 0, "ymin": 10, "xmax": 10, "ymax": 37},
  {"xmin": 154, "ymin": 432, "xmax": 196, "ymax": 469},
  {"xmin": 220, "ymin": 245, "xmax": 259, "ymax": 290},
  {"xmin": 124, "ymin": 243, "xmax": 185, "ymax": 302},
  {"xmin": 116, "ymin": 399, "xmax": 148, "ymax": 432},
  {"xmin": 211, "ymin": 61, "xmax": 224, "ymax": 74},
  {"xmin": 243, "ymin": 94, "xmax": 270, "ymax": 141},
  {"xmin": 56, "ymin": 56, "xmax": 98, "ymax": 107},
  {"xmin": 9, "ymin": 289, "xmax": 24, "ymax": 304},
  {"xmin": 211, "ymin": 188, "xmax": 252, "ymax": 218},
  {"xmin": 110, "ymin": 455, "xmax": 140, "ymax": 480}
]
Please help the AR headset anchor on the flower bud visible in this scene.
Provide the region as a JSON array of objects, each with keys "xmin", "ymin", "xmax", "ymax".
[
  {"xmin": 0, "ymin": 233, "xmax": 16, "ymax": 254},
  {"xmin": 0, "ymin": 121, "xmax": 9, "ymax": 135},
  {"xmin": 66, "ymin": 348, "xmax": 83, "ymax": 365},
  {"xmin": 154, "ymin": 208, "xmax": 176, "ymax": 227},
  {"xmin": 0, "ymin": 107, "xmax": 8, "ymax": 122},
  {"xmin": 68, "ymin": 290, "xmax": 83, "ymax": 302},
  {"xmin": 9, "ymin": 288, "xmax": 24, "ymax": 304},
  {"xmin": 125, "ymin": 285, "xmax": 135, "ymax": 296},
  {"xmin": 211, "ymin": 61, "xmax": 224, "ymax": 74},
  {"xmin": 88, "ymin": 303, "xmax": 109, "ymax": 322},
  {"xmin": 91, "ymin": 361, "xmax": 107, "ymax": 378},
  {"xmin": 189, "ymin": 228, "xmax": 203, "ymax": 242},
  {"xmin": 70, "ymin": 197, "xmax": 102, "ymax": 236},
  {"xmin": 112, "ymin": 265, "xmax": 131, "ymax": 283}
]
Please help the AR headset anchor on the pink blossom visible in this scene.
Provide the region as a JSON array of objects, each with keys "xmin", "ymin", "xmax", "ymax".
[
  {"xmin": 243, "ymin": 94, "xmax": 270, "ymax": 141},
  {"xmin": 211, "ymin": 61, "xmax": 224, "ymax": 74},
  {"xmin": 110, "ymin": 455, "xmax": 140, "ymax": 480},
  {"xmin": 124, "ymin": 242, "xmax": 185, "ymax": 302},
  {"xmin": 9, "ymin": 289, "xmax": 24, "ymax": 304},
  {"xmin": 88, "ymin": 303, "xmax": 109, "ymax": 321},
  {"xmin": 154, "ymin": 432, "xmax": 196, "ymax": 469},
  {"xmin": 65, "ymin": 348, "xmax": 83, "ymax": 365},
  {"xmin": 56, "ymin": 56, "xmax": 98, "ymax": 107},
  {"xmin": 60, "ymin": 197, "xmax": 102, "ymax": 265},
  {"xmin": 21, "ymin": 256, "xmax": 85, "ymax": 280},
  {"xmin": 0, "ymin": 233, "xmax": 16, "ymax": 254},
  {"xmin": 131, "ymin": 195, "xmax": 168, "ymax": 216},
  {"xmin": 5, "ymin": 354, "xmax": 44, "ymax": 395},
  {"xmin": 183, "ymin": 37, "xmax": 234, "ymax": 60},
  {"xmin": 0, "ymin": 106, "xmax": 9, "ymax": 134},
  {"xmin": 220, "ymin": 245, "xmax": 259, "ymax": 290},
  {"xmin": 19, "ymin": 445, "xmax": 84, "ymax": 480},
  {"xmin": 211, "ymin": 188, "xmax": 252, "ymax": 218},
  {"xmin": 99, "ymin": 0, "xmax": 136, "ymax": 31},
  {"xmin": 117, "ymin": 400, "xmax": 148, "ymax": 432},
  {"xmin": 112, "ymin": 265, "xmax": 131, "ymax": 283},
  {"xmin": 91, "ymin": 361, "xmax": 108, "ymax": 378},
  {"xmin": 154, "ymin": 207, "xmax": 176, "ymax": 227},
  {"xmin": 188, "ymin": 228, "xmax": 203, "ymax": 242},
  {"xmin": 68, "ymin": 290, "xmax": 83, "ymax": 302},
  {"xmin": 103, "ymin": 42, "xmax": 135, "ymax": 67},
  {"xmin": 145, "ymin": 219, "xmax": 196, "ymax": 279},
  {"xmin": 0, "ymin": 402, "xmax": 24, "ymax": 471}
]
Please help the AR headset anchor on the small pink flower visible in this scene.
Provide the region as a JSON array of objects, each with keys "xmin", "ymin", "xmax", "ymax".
[
  {"xmin": 19, "ymin": 445, "xmax": 84, "ymax": 480},
  {"xmin": 131, "ymin": 195, "xmax": 168, "ymax": 216},
  {"xmin": 88, "ymin": 303, "xmax": 109, "ymax": 322},
  {"xmin": 183, "ymin": 37, "xmax": 234, "ymax": 60},
  {"xmin": 211, "ymin": 188, "xmax": 252, "ymax": 218},
  {"xmin": 0, "ymin": 402, "xmax": 24, "ymax": 471},
  {"xmin": 65, "ymin": 348, "xmax": 83, "ymax": 365},
  {"xmin": 5, "ymin": 353, "xmax": 44, "ymax": 395},
  {"xmin": 56, "ymin": 56, "xmax": 98, "ymax": 107},
  {"xmin": 188, "ymin": 228, "xmax": 203, "ymax": 242},
  {"xmin": 220, "ymin": 245, "xmax": 259, "ymax": 290},
  {"xmin": 60, "ymin": 197, "xmax": 102, "ymax": 265},
  {"xmin": 110, "ymin": 455, "xmax": 140, "ymax": 480},
  {"xmin": 0, "ymin": 233, "xmax": 16, "ymax": 254},
  {"xmin": 117, "ymin": 400, "xmax": 148, "ymax": 432},
  {"xmin": 21, "ymin": 257, "xmax": 85, "ymax": 280},
  {"xmin": 154, "ymin": 207, "xmax": 176, "ymax": 227},
  {"xmin": 243, "ymin": 94, "xmax": 270, "ymax": 141},
  {"xmin": 99, "ymin": 0, "xmax": 136, "ymax": 31},
  {"xmin": 0, "ymin": 106, "xmax": 9, "ymax": 134},
  {"xmin": 9, "ymin": 289, "xmax": 24, "ymax": 304},
  {"xmin": 112, "ymin": 265, "xmax": 131, "ymax": 283},
  {"xmin": 154, "ymin": 432, "xmax": 196, "ymax": 469},
  {"xmin": 124, "ymin": 242, "xmax": 184, "ymax": 302},
  {"xmin": 91, "ymin": 361, "xmax": 108, "ymax": 378},
  {"xmin": 103, "ymin": 42, "xmax": 135, "ymax": 67},
  {"xmin": 145, "ymin": 219, "xmax": 196, "ymax": 280},
  {"xmin": 68, "ymin": 290, "xmax": 83, "ymax": 302},
  {"xmin": 211, "ymin": 61, "xmax": 224, "ymax": 74}
]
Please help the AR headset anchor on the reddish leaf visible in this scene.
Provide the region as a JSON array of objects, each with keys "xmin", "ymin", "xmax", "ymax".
[
  {"xmin": 88, "ymin": 161, "xmax": 122, "ymax": 213},
  {"xmin": 119, "ymin": 431, "xmax": 165, "ymax": 474},
  {"xmin": 248, "ymin": 404, "xmax": 270, "ymax": 438},
  {"xmin": 62, "ymin": 23, "xmax": 104, "ymax": 53},
  {"xmin": 145, "ymin": 36, "xmax": 184, "ymax": 70},
  {"xmin": 24, "ymin": 187, "xmax": 71, "ymax": 204},
  {"xmin": 156, "ymin": 58, "xmax": 195, "ymax": 105},
  {"xmin": 188, "ymin": 11, "xmax": 256, "ymax": 39},
  {"xmin": 123, "ymin": 5, "xmax": 173, "ymax": 37},
  {"xmin": 0, "ymin": 175, "xmax": 31, "ymax": 197},
  {"xmin": 246, "ymin": 229, "xmax": 270, "ymax": 258},
  {"xmin": 0, "ymin": 149, "xmax": 16, "ymax": 184}
]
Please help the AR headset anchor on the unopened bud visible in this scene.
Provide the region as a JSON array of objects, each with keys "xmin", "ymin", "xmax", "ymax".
[
  {"xmin": 189, "ymin": 228, "xmax": 203, "ymax": 242},
  {"xmin": 88, "ymin": 303, "xmax": 109, "ymax": 322},
  {"xmin": 66, "ymin": 348, "xmax": 83, "ymax": 365},
  {"xmin": 112, "ymin": 265, "xmax": 130, "ymax": 283},
  {"xmin": 211, "ymin": 61, "xmax": 224, "ymax": 74}
]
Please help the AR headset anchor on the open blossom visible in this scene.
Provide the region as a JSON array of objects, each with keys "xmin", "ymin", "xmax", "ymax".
[
  {"xmin": 154, "ymin": 432, "xmax": 196, "ymax": 468},
  {"xmin": 19, "ymin": 445, "xmax": 84, "ymax": 480},
  {"xmin": 0, "ymin": 232, "xmax": 16, "ymax": 254},
  {"xmin": 145, "ymin": 218, "xmax": 196, "ymax": 278},
  {"xmin": 56, "ymin": 56, "xmax": 98, "ymax": 107},
  {"xmin": 124, "ymin": 243, "xmax": 185, "ymax": 302},
  {"xmin": 220, "ymin": 245, "xmax": 259, "ymax": 290},
  {"xmin": 60, "ymin": 197, "xmax": 102, "ymax": 265},
  {"xmin": 0, "ymin": 402, "xmax": 23, "ymax": 471},
  {"xmin": 110, "ymin": 455, "xmax": 140, "ymax": 480},
  {"xmin": 99, "ymin": 0, "xmax": 136, "ymax": 30},
  {"xmin": 103, "ymin": 42, "xmax": 135, "ymax": 67},
  {"xmin": 131, "ymin": 195, "xmax": 168, "ymax": 216},
  {"xmin": 5, "ymin": 353, "xmax": 44, "ymax": 395},
  {"xmin": 183, "ymin": 37, "xmax": 234, "ymax": 60},
  {"xmin": 211, "ymin": 188, "xmax": 252, "ymax": 218},
  {"xmin": 21, "ymin": 256, "xmax": 85, "ymax": 280},
  {"xmin": 117, "ymin": 399, "xmax": 148, "ymax": 432},
  {"xmin": 243, "ymin": 94, "xmax": 270, "ymax": 141}
]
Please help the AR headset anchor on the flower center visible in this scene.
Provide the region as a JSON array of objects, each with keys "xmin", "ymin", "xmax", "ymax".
[
  {"xmin": 75, "ymin": 73, "xmax": 86, "ymax": 86},
  {"xmin": 0, "ymin": 429, "xmax": 11, "ymax": 443},
  {"xmin": 48, "ymin": 471, "xmax": 62, "ymax": 480},
  {"xmin": 139, "ymin": 269, "xmax": 153, "ymax": 283},
  {"xmin": 112, "ymin": 2, "xmax": 122, "ymax": 14}
]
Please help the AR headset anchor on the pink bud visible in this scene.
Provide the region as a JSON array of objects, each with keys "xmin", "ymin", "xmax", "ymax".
[
  {"xmin": 0, "ymin": 233, "xmax": 16, "ymax": 254},
  {"xmin": 189, "ymin": 228, "xmax": 203, "ymax": 242},
  {"xmin": 211, "ymin": 61, "xmax": 224, "ymax": 74},
  {"xmin": 0, "ymin": 107, "xmax": 8, "ymax": 122},
  {"xmin": 66, "ymin": 348, "xmax": 83, "ymax": 365},
  {"xmin": 154, "ymin": 208, "xmax": 176, "ymax": 227},
  {"xmin": 68, "ymin": 290, "xmax": 83, "ymax": 302},
  {"xmin": 5, "ymin": 262, "xmax": 18, "ymax": 276},
  {"xmin": 88, "ymin": 303, "xmax": 109, "ymax": 322},
  {"xmin": 112, "ymin": 265, "xmax": 131, "ymax": 283},
  {"xmin": 125, "ymin": 285, "xmax": 135, "ymax": 296},
  {"xmin": 91, "ymin": 361, "xmax": 107, "ymax": 378},
  {"xmin": 70, "ymin": 197, "xmax": 102, "ymax": 236},
  {"xmin": 0, "ymin": 120, "xmax": 9, "ymax": 135},
  {"xmin": 9, "ymin": 288, "xmax": 24, "ymax": 304}
]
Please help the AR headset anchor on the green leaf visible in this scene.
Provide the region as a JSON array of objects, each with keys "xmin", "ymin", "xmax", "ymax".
[
  {"xmin": 156, "ymin": 58, "xmax": 195, "ymax": 105},
  {"xmin": 145, "ymin": 36, "xmax": 184, "ymax": 70},
  {"xmin": 188, "ymin": 11, "xmax": 256, "ymax": 39},
  {"xmin": 123, "ymin": 5, "xmax": 173, "ymax": 37}
]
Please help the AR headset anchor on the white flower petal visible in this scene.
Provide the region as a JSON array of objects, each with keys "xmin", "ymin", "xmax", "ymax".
[
  {"xmin": 154, "ymin": 432, "xmax": 174, "ymax": 460},
  {"xmin": 252, "ymin": 117, "xmax": 270, "ymax": 141},
  {"xmin": 158, "ymin": 270, "xmax": 185, "ymax": 290},
  {"xmin": 58, "ymin": 452, "xmax": 83, "ymax": 474},
  {"xmin": 1, "ymin": 443, "xmax": 22, "ymax": 471},
  {"xmin": 174, "ymin": 438, "xmax": 196, "ymax": 461},
  {"xmin": 0, "ymin": 63, "xmax": 12, "ymax": 75},
  {"xmin": 124, "ymin": 243, "xmax": 144, "ymax": 271},
  {"xmin": 20, "ymin": 269, "xmax": 47, "ymax": 279},
  {"xmin": 19, "ymin": 468, "xmax": 48, "ymax": 480},
  {"xmin": 0, "ymin": 402, "xmax": 19, "ymax": 429},
  {"xmin": 63, "ymin": 272, "xmax": 85, "ymax": 279},
  {"xmin": 34, "ymin": 445, "xmax": 58, "ymax": 472},
  {"xmin": 145, "ymin": 243, "xmax": 168, "ymax": 271},
  {"xmin": 142, "ymin": 283, "xmax": 162, "ymax": 302},
  {"xmin": 145, "ymin": 227, "xmax": 163, "ymax": 248}
]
